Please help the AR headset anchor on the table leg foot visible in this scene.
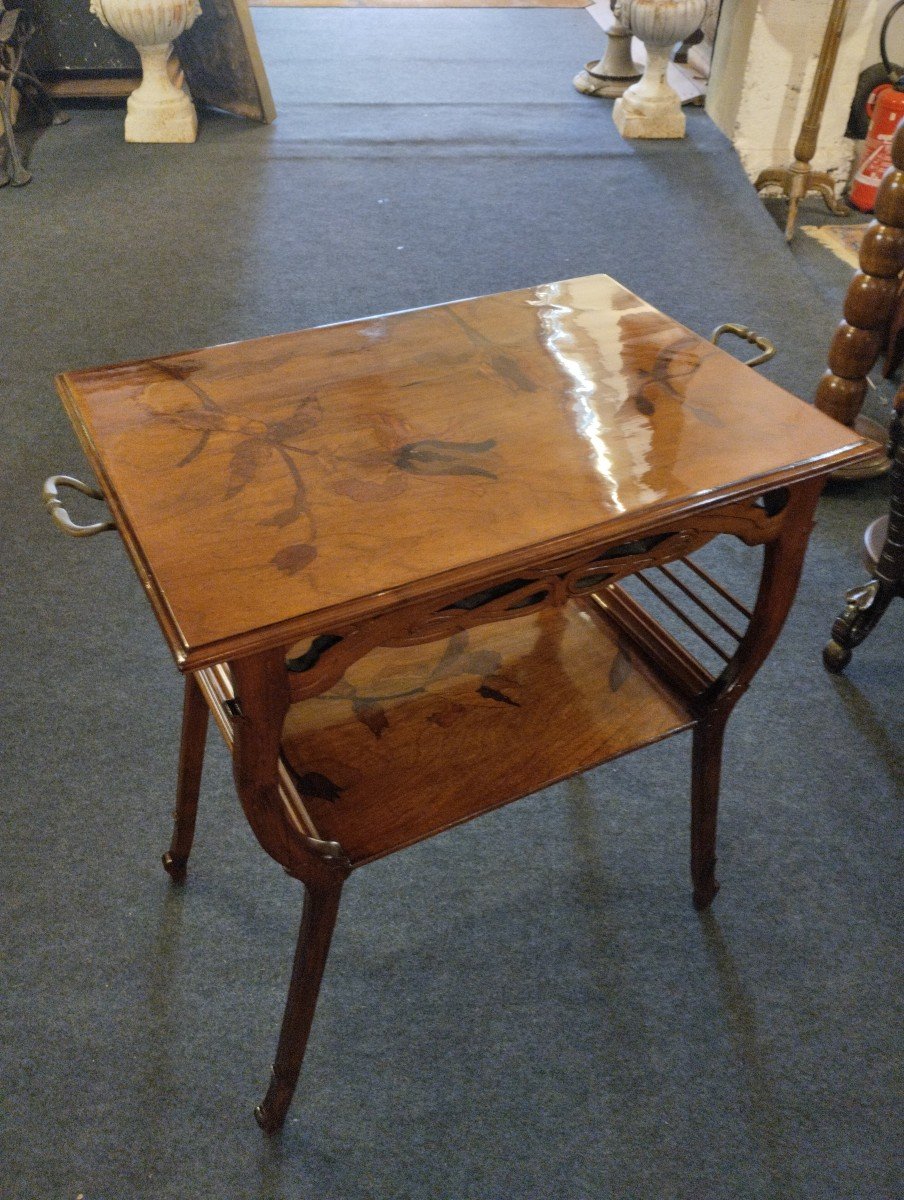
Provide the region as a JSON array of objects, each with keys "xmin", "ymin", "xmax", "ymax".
[
  {"xmin": 692, "ymin": 864, "xmax": 720, "ymax": 911},
  {"xmin": 254, "ymin": 1072, "xmax": 292, "ymax": 1135},
  {"xmin": 162, "ymin": 851, "xmax": 188, "ymax": 883}
]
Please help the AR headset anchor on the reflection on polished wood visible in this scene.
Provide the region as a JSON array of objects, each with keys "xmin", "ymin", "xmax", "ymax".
[
  {"xmin": 50, "ymin": 274, "xmax": 874, "ymax": 1134},
  {"xmin": 58, "ymin": 274, "xmax": 866, "ymax": 669}
]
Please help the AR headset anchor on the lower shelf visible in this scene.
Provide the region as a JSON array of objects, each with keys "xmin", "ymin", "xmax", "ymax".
[{"xmin": 279, "ymin": 597, "xmax": 695, "ymax": 865}]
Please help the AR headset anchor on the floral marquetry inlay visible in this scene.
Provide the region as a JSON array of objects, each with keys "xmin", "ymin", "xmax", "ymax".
[
  {"xmin": 57, "ymin": 274, "xmax": 866, "ymax": 667},
  {"xmin": 143, "ymin": 360, "xmax": 501, "ymax": 575}
]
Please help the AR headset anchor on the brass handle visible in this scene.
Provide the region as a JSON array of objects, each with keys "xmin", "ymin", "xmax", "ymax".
[
  {"xmin": 42, "ymin": 475, "xmax": 117, "ymax": 537},
  {"xmin": 710, "ymin": 323, "xmax": 776, "ymax": 369}
]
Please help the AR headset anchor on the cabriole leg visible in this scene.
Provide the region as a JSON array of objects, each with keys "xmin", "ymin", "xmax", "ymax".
[
  {"xmin": 162, "ymin": 672, "xmax": 209, "ymax": 883},
  {"xmin": 255, "ymin": 879, "xmax": 344, "ymax": 1134}
]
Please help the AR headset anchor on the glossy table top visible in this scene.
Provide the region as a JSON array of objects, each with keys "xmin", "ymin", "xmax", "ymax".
[{"xmin": 57, "ymin": 274, "xmax": 869, "ymax": 668}]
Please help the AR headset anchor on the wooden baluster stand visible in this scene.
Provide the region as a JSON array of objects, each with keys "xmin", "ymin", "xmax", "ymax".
[{"xmin": 814, "ymin": 123, "xmax": 904, "ymax": 479}]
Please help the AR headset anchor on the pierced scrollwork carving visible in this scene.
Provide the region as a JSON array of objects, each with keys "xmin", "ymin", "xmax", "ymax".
[
  {"xmin": 757, "ymin": 487, "xmax": 790, "ymax": 518},
  {"xmin": 440, "ymin": 577, "xmax": 547, "ymax": 612},
  {"xmin": 562, "ymin": 530, "xmax": 705, "ymax": 594},
  {"xmin": 287, "ymin": 633, "xmax": 345, "ymax": 675},
  {"xmin": 282, "ymin": 494, "xmax": 788, "ymax": 703}
]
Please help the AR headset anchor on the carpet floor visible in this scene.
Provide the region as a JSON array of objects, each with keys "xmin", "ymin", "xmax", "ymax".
[{"xmin": 1, "ymin": 10, "xmax": 901, "ymax": 1200}]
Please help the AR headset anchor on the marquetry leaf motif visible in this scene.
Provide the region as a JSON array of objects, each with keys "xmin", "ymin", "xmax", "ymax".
[
  {"xmin": 330, "ymin": 678, "xmax": 356, "ymax": 700},
  {"xmin": 331, "ymin": 477, "xmax": 409, "ymax": 503},
  {"xmin": 487, "ymin": 354, "xmax": 539, "ymax": 393},
  {"xmin": 146, "ymin": 364, "xmax": 500, "ymax": 569},
  {"xmin": 177, "ymin": 430, "xmax": 211, "ymax": 467},
  {"xmin": 147, "ymin": 365, "xmax": 317, "ymax": 533},
  {"xmin": 226, "ymin": 438, "xmax": 271, "ymax": 499},
  {"xmin": 476, "ymin": 684, "xmax": 520, "ymax": 707},
  {"xmin": 458, "ymin": 649, "xmax": 505, "ymax": 679},
  {"xmin": 430, "ymin": 632, "xmax": 503, "ymax": 682},
  {"xmin": 352, "ymin": 699, "xmax": 390, "ymax": 739},
  {"xmin": 444, "ymin": 308, "xmax": 538, "ymax": 393},
  {"xmin": 634, "ymin": 394, "xmax": 656, "ymax": 416},
  {"xmin": 608, "ymin": 649, "xmax": 633, "ymax": 692},
  {"xmin": 656, "ymin": 335, "xmax": 708, "ymax": 394},
  {"xmin": 266, "ymin": 399, "xmax": 322, "ymax": 441},
  {"xmin": 619, "ymin": 313, "xmax": 712, "ymax": 417},
  {"xmin": 430, "ymin": 630, "xmax": 469, "ymax": 678},
  {"xmin": 394, "ymin": 439, "xmax": 498, "ymax": 478},
  {"xmin": 272, "ymin": 543, "xmax": 318, "ymax": 576},
  {"xmin": 688, "ymin": 405, "xmax": 723, "ymax": 428}
]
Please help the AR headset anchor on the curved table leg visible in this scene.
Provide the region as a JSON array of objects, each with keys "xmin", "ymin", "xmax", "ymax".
[
  {"xmin": 255, "ymin": 879, "xmax": 344, "ymax": 1135},
  {"xmin": 690, "ymin": 478, "xmax": 825, "ymax": 908},
  {"xmin": 162, "ymin": 672, "xmax": 209, "ymax": 882},
  {"xmin": 690, "ymin": 714, "xmax": 727, "ymax": 910}
]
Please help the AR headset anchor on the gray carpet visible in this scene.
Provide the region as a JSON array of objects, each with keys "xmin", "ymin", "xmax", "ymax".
[{"xmin": 1, "ymin": 10, "xmax": 901, "ymax": 1199}]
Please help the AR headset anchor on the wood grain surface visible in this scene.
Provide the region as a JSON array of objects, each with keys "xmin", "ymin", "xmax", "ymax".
[
  {"xmin": 57, "ymin": 274, "xmax": 869, "ymax": 669},
  {"xmin": 280, "ymin": 598, "xmax": 693, "ymax": 864}
]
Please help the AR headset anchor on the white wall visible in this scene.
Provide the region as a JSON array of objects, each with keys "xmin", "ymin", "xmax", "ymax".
[
  {"xmin": 707, "ymin": 0, "xmax": 879, "ymax": 184},
  {"xmin": 864, "ymin": 0, "xmax": 904, "ymax": 72}
]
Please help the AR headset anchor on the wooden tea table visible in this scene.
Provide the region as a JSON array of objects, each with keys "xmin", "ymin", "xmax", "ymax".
[{"xmin": 46, "ymin": 275, "xmax": 871, "ymax": 1131}]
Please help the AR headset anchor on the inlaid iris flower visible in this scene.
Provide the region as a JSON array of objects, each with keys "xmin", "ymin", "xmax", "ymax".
[{"xmin": 142, "ymin": 359, "xmax": 499, "ymax": 575}]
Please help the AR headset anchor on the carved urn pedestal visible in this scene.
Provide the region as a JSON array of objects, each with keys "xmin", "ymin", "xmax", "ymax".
[
  {"xmin": 90, "ymin": 0, "xmax": 202, "ymax": 142},
  {"xmin": 612, "ymin": 0, "xmax": 706, "ymax": 138}
]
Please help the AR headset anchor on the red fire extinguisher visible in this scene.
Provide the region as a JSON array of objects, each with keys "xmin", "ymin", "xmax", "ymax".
[
  {"xmin": 851, "ymin": 1, "xmax": 904, "ymax": 212},
  {"xmin": 851, "ymin": 82, "xmax": 904, "ymax": 211}
]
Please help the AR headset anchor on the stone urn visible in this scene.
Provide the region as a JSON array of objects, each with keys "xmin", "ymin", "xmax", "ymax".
[
  {"xmin": 574, "ymin": 3, "xmax": 641, "ymax": 99},
  {"xmin": 612, "ymin": 0, "xmax": 707, "ymax": 138},
  {"xmin": 90, "ymin": 0, "xmax": 202, "ymax": 142}
]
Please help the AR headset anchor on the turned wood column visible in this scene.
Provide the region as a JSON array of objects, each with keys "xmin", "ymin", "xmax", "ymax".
[{"xmin": 814, "ymin": 121, "xmax": 904, "ymax": 476}]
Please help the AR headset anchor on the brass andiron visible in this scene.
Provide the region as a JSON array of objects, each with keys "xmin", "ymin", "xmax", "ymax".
[{"xmin": 755, "ymin": 0, "xmax": 851, "ymax": 241}]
